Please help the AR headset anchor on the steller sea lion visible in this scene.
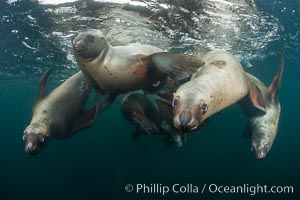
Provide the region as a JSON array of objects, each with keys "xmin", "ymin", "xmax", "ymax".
[
  {"xmin": 120, "ymin": 93, "xmax": 185, "ymax": 148},
  {"xmin": 72, "ymin": 29, "xmax": 202, "ymax": 108},
  {"xmin": 121, "ymin": 93, "xmax": 161, "ymax": 136},
  {"xmin": 23, "ymin": 69, "xmax": 100, "ymax": 155},
  {"xmin": 240, "ymin": 53, "xmax": 284, "ymax": 159},
  {"xmin": 151, "ymin": 50, "xmax": 266, "ymax": 131}
]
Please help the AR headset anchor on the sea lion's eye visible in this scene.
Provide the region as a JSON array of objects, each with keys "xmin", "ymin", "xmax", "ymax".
[
  {"xmin": 87, "ymin": 35, "xmax": 95, "ymax": 43},
  {"xmin": 200, "ymin": 103, "xmax": 208, "ymax": 113},
  {"xmin": 38, "ymin": 135, "xmax": 45, "ymax": 143},
  {"xmin": 22, "ymin": 135, "xmax": 27, "ymax": 141},
  {"xmin": 264, "ymin": 144, "xmax": 269, "ymax": 150},
  {"xmin": 172, "ymin": 98, "xmax": 179, "ymax": 107}
]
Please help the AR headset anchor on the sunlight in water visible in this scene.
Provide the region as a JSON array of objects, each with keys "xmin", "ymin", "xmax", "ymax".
[
  {"xmin": 1, "ymin": 0, "xmax": 285, "ymax": 81},
  {"xmin": 38, "ymin": 0, "xmax": 145, "ymax": 5},
  {"xmin": 38, "ymin": 0, "xmax": 77, "ymax": 4}
]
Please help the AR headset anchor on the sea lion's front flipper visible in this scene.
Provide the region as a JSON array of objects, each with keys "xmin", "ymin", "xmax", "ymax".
[
  {"xmin": 246, "ymin": 79, "xmax": 266, "ymax": 114},
  {"xmin": 147, "ymin": 93, "xmax": 172, "ymax": 107},
  {"xmin": 151, "ymin": 52, "xmax": 205, "ymax": 81},
  {"xmin": 73, "ymin": 94, "xmax": 101, "ymax": 133},
  {"xmin": 38, "ymin": 68, "xmax": 53, "ymax": 99},
  {"xmin": 159, "ymin": 120, "xmax": 172, "ymax": 133},
  {"xmin": 147, "ymin": 92, "xmax": 175, "ymax": 128},
  {"xmin": 267, "ymin": 52, "xmax": 284, "ymax": 103},
  {"xmin": 132, "ymin": 113, "xmax": 159, "ymax": 135},
  {"xmin": 98, "ymin": 94, "xmax": 116, "ymax": 113}
]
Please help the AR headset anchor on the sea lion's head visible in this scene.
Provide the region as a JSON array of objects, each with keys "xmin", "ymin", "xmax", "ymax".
[
  {"xmin": 172, "ymin": 83, "xmax": 209, "ymax": 132},
  {"xmin": 251, "ymin": 133, "xmax": 273, "ymax": 160},
  {"xmin": 72, "ymin": 29, "xmax": 107, "ymax": 60},
  {"xmin": 23, "ymin": 123, "xmax": 50, "ymax": 156}
]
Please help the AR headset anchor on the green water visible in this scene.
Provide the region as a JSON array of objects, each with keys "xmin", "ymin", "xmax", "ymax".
[{"xmin": 0, "ymin": 0, "xmax": 299, "ymax": 199}]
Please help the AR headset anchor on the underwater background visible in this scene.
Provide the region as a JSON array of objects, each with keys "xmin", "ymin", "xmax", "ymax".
[{"xmin": 0, "ymin": 0, "xmax": 299, "ymax": 199}]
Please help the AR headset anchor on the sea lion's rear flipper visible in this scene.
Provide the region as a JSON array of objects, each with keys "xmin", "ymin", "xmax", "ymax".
[
  {"xmin": 246, "ymin": 79, "xmax": 266, "ymax": 114},
  {"xmin": 151, "ymin": 52, "xmax": 205, "ymax": 81},
  {"xmin": 38, "ymin": 68, "xmax": 53, "ymax": 99},
  {"xmin": 132, "ymin": 113, "xmax": 159, "ymax": 135},
  {"xmin": 73, "ymin": 94, "xmax": 101, "ymax": 133},
  {"xmin": 267, "ymin": 52, "xmax": 284, "ymax": 103}
]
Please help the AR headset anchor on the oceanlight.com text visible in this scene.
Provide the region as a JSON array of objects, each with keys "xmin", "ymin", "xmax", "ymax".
[{"xmin": 124, "ymin": 183, "xmax": 294, "ymax": 196}]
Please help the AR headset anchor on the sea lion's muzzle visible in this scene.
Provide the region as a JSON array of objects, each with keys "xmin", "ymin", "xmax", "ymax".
[
  {"xmin": 256, "ymin": 152, "xmax": 266, "ymax": 160},
  {"xmin": 172, "ymin": 94, "xmax": 207, "ymax": 132},
  {"xmin": 174, "ymin": 112, "xmax": 200, "ymax": 131},
  {"xmin": 252, "ymin": 143, "xmax": 269, "ymax": 160},
  {"xmin": 25, "ymin": 142, "xmax": 39, "ymax": 156},
  {"xmin": 72, "ymin": 37, "xmax": 83, "ymax": 51},
  {"xmin": 179, "ymin": 116, "xmax": 189, "ymax": 128}
]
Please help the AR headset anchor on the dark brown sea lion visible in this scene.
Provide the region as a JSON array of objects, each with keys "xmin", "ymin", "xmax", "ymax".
[
  {"xmin": 72, "ymin": 29, "xmax": 202, "ymax": 108},
  {"xmin": 151, "ymin": 50, "xmax": 265, "ymax": 131},
  {"xmin": 241, "ymin": 53, "xmax": 284, "ymax": 159},
  {"xmin": 121, "ymin": 93, "xmax": 161, "ymax": 136},
  {"xmin": 120, "ymin": 93, "xmax": 185, "ymax": 147},
  {"xmin": 23, "ymin": 69, "xmax": 100, "ymax": 155}
]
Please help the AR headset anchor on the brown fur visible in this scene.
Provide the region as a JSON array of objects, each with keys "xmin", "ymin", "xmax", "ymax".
[{"xmin": 23, "ymin": 70, "xmax": 99, "ymax": 156}]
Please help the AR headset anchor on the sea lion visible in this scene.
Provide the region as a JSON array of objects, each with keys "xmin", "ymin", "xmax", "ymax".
[
  {"xmin": 121, "ymin": 93, "xmax": 161, "ymax": 136},
  {"xmin": 240, "ymin": 53, "xmax": 284, "ymax": 159},
  {"xmin": 154, "ymin": 92, "xmax": 188, "ymax": 148},
  {"xmin": 72, "ymin": 29, "xmax": 202, "ymax": 108},
  {"xmin": 120, "ymin": 93, "xmax": 185, "ymax": 147},
  {"xmin": 23, "ymin": 69, "xmax": 100, "ymax": 155},
  {"xmin": 151, "ymin": 50, "xmax": 265, "ymax": 131}
]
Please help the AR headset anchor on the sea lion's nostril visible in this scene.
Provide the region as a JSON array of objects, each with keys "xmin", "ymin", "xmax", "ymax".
[
  {"xmin": 27, "ymin": 142, "xmax": 33, "ymax": 149},
  {"xmin": 257, "ymin": 152, "xmax": 265, "ymax": 159},
  {"xmin": 179, "ymin": 116, "xmax": 189, "ymax": 128},
  {"xmin": 72, "ymin": 39, "xmax": 81, "ymax": 49}
]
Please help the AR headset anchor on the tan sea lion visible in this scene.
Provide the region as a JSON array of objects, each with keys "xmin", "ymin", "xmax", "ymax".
[
  {"xmin": 150, "ymin": 79, "xmax": 206, "ymax": 137},
  {"xmin": 120, "ymin": 93, "xmax": 185, "ymax": 147},
  {"xmin": 72, "ymin": 29, "xmax": 202, "ymax": 108},
  {"xmin": 241, "ymin": 53, "xmax": 284, "ymax": 159},
  {"xmin": 23, "ymin": 69, "xmax": 100, "ymax": 156},
  {"xmin": 152, "ymin": 50, "xmax": 265, "ymax": 131}
]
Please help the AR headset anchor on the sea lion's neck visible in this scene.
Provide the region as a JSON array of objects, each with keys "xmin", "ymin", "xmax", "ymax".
[
  {"xmin": 95, "ymin": 42, "xmax": 113, "ymax": 65},
  {"xmin": 30, "ymin": 105, "xmax": 53, "ymax": 136},
  {"xmin": 251, "ymin": 103, "xmax": 280, "ymax": 139},
  {"xmin": 28, "ymin": 119, "xmax": 51, "ymax": 137}
]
